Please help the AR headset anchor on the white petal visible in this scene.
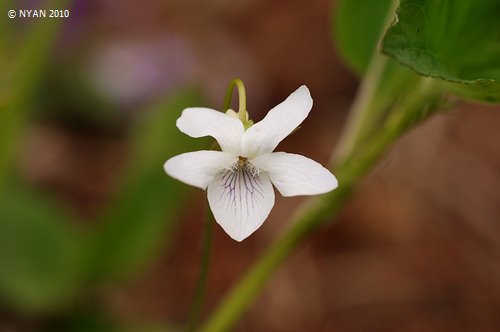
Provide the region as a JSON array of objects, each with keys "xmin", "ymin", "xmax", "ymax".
[
  {"xmin": 176, "ymin": 108, "xmax": 244, "ymax": 155},
  {"xmin": 241, "ymin": 86, "xmax": 313, "ymax": 158},
  {"xmin": 207, "ymin": 167, "xmax": 275, "ymax": 241},
  {"xmin": 164, "ymin": 151, "xmax": 237, "ymax": 190},
  {"xmin": 252, "ymin": 152, "xmax": 338, "ymax": 197}
]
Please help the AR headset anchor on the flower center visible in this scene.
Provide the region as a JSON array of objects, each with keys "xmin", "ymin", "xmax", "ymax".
[
  {"xmin": 232, "ymin": 156, "xmax": 260, "ymax": 177},
  {"xmin": 238, "ymin": 156, "xmax": 246, "ymax": 168}
]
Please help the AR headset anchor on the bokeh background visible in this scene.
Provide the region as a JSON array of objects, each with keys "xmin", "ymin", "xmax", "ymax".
[{"xmin": 2, "ymin": 0, "xmax": 500, "ymax": 331}]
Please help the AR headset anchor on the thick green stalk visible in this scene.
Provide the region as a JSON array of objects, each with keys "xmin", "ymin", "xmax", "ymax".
[
  {"xmin": 333, "ymin": 52, "xmax": 389, "ymax": 161},
  {"xmin": 200, "ymin": 77, "xmax": 441, "ymax": 332},
  {"xmin": 333, "ymin": 0, "xmax": 399, "ymax": 163}
]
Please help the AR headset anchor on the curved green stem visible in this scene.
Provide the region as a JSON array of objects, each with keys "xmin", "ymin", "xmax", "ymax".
[
  {"xmin": 222, "ymin": 78, "xmax": 247, "ymax": 122},
  {"xmin": 186, "ymin": 205, "xmax": 214, "ymax": 331}
]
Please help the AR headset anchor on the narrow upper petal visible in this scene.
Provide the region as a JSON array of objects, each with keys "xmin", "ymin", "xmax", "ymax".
[
  {"xmin": 164, "ymin": 151, "xmax": 237, "ymax": 190},
  {"xmin": 252, "ymin": 152, "xmax": 338, "ymax": 197},
  {"xmin": 176, "ymin": 107, "xmax": 245, "ymax": 155},
  {"xmin": 207, "ymin": 166, "xmax": 275, "ymax": 242},
  {"xmin": 240, "ymin": 86, "xmax": 313, "ymax": 158}
]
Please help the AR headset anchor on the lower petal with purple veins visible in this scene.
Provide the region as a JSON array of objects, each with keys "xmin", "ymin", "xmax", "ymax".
[{"xmin": 207, "ymin": 166, "xmax": 275, "ymax": 242}]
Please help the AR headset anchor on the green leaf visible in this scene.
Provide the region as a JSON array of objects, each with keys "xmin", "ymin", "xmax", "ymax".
[
  {"xmin": 382, "ymin": 0, "xmax": 500, "ymax": 103},
  {"xmin": 333, "ymin": 0, "xmax": 395, "ymax": 74},
  {"xmin": 89, "ymin": 89, "xmax": 209, "ymax": 281},
  {"xmin": 0, "ymin": 181, "xmax": 84, "ymax": 312}
]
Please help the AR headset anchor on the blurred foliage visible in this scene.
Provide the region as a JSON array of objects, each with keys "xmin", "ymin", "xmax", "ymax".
[
  {"xmin": 0, "ymin": 180, "xmax": 84, "ymax": 311},
  {"xmin": 0, "ymin": 0, "xmax": 68, "ymax": 192},
  {"xmin": 0, "ymin": 0, "xmax": 208, "ymax": 323},
  {"xmin": 333, "ymin": 0, "xmax": 394, "ymax": 75},
  {"xmin": 37, "ymin": 60, "xmax": 121, "ymax": 128},
  {"xmin": 0, "ymin": 0, "xmax": 76, "ymax": 312},
  {"xmin": 0, "ymin": 87, "xmax": 206, "ymax": 312},
  {"xmin": 51, "ymin": 305, "xmax": 179, "ymax": 332},
  {"xmin": 382, "ymin": 0, "xmax": 500, "ymax": 103},
  {"xmin": 88, "ymin": 90, "xmax": 208, "ymax": 282}
]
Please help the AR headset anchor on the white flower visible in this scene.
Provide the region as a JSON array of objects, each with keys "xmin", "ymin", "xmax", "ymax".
[{"xmin": 164, "ymin": 86, "xmax": 338, "ymax": 241}]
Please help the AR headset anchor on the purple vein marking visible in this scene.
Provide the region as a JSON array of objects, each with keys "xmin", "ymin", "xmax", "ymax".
[
  {"xmin": 218, "ymin": 170, "xmax": 237, "ymax": 212},
  {"xmin": 217, "ymin": 162, "xmax": 266, "ymax": 223},
  {"xmin": 242, "ymin": 168, "xmax": 251, "ymax": 215}
]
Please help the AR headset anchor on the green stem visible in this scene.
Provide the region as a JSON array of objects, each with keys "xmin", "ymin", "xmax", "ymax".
[
  {"xmin": 200, "ymin": 77, "xmax": 441, "ymax": 332},
  {"xmin": 333, "ymin": 53, "xmax": 388, "ymax": 161},
  {"xmin": 333, "ymin": 0, "xmax": 399, "ymax": 163},
  {"xmin": 222, "ymin": 78, "xmax": 247, "ymax": 122},
  {"xmin": 186, "ymin": 206, "xmax": 214, "ymax": 331}
]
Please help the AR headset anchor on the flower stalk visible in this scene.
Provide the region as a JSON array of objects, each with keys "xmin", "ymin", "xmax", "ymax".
[
  {"xmin": 186, "ymin": 205, "xmax": 214, "ymax": 331},
  {"xmin": 222, "ymin": 78, "xmax": 248, "ymax": 123}
]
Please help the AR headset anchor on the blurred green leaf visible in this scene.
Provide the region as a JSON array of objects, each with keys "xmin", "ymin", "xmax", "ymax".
[
  {"xmin": 37, "ymin": 60, "xmax": 122, "ymax": 129},
  {"xmin": 0, "ymin": 0, "xmax": 87, "ymax": 314},
  {"xmin": 382, "ymin": 0, "xmax": 500, "ymax": 103},
  {"xmin": 0, "ymin": 181, "xmax": 84, "ymax": 312},
  {"xmin": 89, "ymin": 89, "xmax": 209, "ymax": 281},
  {"xmin": 333, "ymin": 0, "xmax": 394, "ymax": 75},
  {"xmin": 0, "ymin": 0, "xmax": 69, "ymax": 191}
]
